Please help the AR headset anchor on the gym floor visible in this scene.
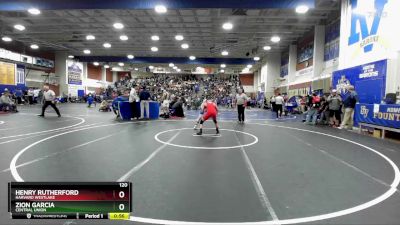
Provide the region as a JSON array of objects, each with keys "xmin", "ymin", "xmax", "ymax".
[{"xmin": 0, "ymin": 104, "xmax": 399, "ymax": 225}]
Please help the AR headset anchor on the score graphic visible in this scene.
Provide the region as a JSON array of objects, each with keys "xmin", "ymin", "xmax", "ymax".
[{"xmin": 8, "ymin": 182, "xmax": 132, "ymax": 220}]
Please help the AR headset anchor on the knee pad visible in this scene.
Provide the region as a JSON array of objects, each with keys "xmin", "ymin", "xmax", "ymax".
[
  {"xmin": 213, "ymin": 119, "xmax": 217, "ymax": 123},
  {"xmin": 200, "ymin": 120, "xmax": 204, "ymax": 125}
]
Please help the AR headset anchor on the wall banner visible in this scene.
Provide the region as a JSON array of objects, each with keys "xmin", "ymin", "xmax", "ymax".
[
  {"xmin": 0, "ymin": 61, "xmax": 16, "ymax": 85},
  {"xmin": 66, "ymin": 60, "xmax": 83, "ymax": 85},
  {"xmin": 339, "ymin": 0, "xmax": 400, "ymax": 68},
  {"xmin": 332, "ymin": 59, "xmax": 386, "ymax": 104},
  {"xmin": 355, "ymin": 103, "xmax": 400, "ymax": 129}
]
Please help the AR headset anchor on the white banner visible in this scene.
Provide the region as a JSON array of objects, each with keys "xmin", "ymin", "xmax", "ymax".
[{"xmin": 339, "ymin": 0, "xmax": 400, "ymax": 69}]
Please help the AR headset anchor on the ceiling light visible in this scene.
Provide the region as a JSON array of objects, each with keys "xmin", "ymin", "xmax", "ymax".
[
  {"xmin": 242, "ymin": 68, "xmax": 250, "ymax": 73},
  {"xmin": 118, "ymin": 62, "xmax": 124, "ymax": 67},
  {"xmin": 247, "ymin": 64, "xmax": 253, "ymax": 68},
  {"xmin": 86, "ymin": 35, "xmax": 95, "ymax": 40},
  {"xmin": 271, "ymin": 36, "xmax": 281, "ymax": 43},
  {"xmin": 169, "ymin": 63, "xmax": 174, "ymax": 67},
  {"xmin": 149, "ymin": 65, "xmax": 154, "ymax": 70},
  {"xmin": 189, "ymin": 56, "xmax": 196, "ymax": 60},
  {"xmin": 134, "ymin": 68, "xmax": 138, "ymax": 71},
  {"xmin": 220, "ymin": 64, "xmax": 226, "ymax": 68},
  {"xmin": 173, "ymin": 66, "xmax": 178, "ymax": 70},
  {"xmin": 151, "ymin": 35, "xmax": 159, "ymax": 41},
  {"xmin": 181, "ymin": 43, "xmax": 189, "ymax": 49},
  {"xmin": 221, "ymin": 50, "xmax": 229, "ymax": 56},
  {"xmin": 68, "ymin": 55, "xmax": 74, "ymax": 59},
  {"xmin": 263, "ymin": 46, "xmax": 271, "ymax": 51},
  {"xmin": 254, "ymin": 56, "xmax": 260, "ymax": 61},
  {"xmin": 113, "ymin": 23, "xmax": 124, "ymax": 29},
  {"xmin": 83, "ymin": 49, "xmax": 91, "ymax": 54},
  {"xmin": 30, "ymin": 44, "xmax": 39, "ymax": 49},
  {"xmin": 14, "ymin": 24, "xmax": 25, "ymax": 31},
  {"xmin": 155, "ymin": 5, "xmax": 167, "ymax": 13},
  {"xmin": 2, "ymin": 36, "xmax": 12, "ymax": 42},
  {"xmin": 120, "ymin": 35, "xmax": 128, "ymax": 41},
  {"xmin": 28, "ymin": 8, "xmax": 41, "ymax": 15},
  {"xmin": 103, "ymin": 43, "xmax": 111, "ymax": 48},
  {"xmin": 220, "ymin": 69, "xmax": 225, "ymax": 73},
  {"xmin": 175, "ymin": 35, "xmax": 184, "ymax": 41},
  {"xmin": 93, "ymin": 62, "xmax": 99, "ymax": 66},
  {"xmin": 104, "ymin": 65, "xmax": 110, "ymax": 68},
  {"xmin": 151, "ymin": 47, "xmax": 158, "ymax": 52},
  {"xmin": 222, "ymin": 22, "xmax": 233, "ymax": 30},
  {"xmin": 296, "ymin": 5, "xmax": 309, "ymax": 14},
  {"xmin": 177, "ymin": 69, "xmax": 181, "ymax": 72},
  {"xmin": 112, "ymin": 67, "xmax": 118, "ymax": 71},
  {"xmin": 127, "ymin": 54, "xmax": 134, "ymax": 59}
]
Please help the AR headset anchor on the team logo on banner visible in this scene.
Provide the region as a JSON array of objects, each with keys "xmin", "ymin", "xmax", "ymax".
[
  {"xmin": 336, "ymin": 75, "xmax": 351, "ymax": 95},
  {"xmin": 348, "ymin": 0, "xmax": 388, "ymax": 53},
  {"xmin": 360, "ymin": 105, "xmax": 369, "ymax": 118}
]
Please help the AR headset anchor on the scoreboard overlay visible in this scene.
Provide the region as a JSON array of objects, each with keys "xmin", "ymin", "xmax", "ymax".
[{"xmin": 8, "ymin": 182, "xmax": 132, "ymax": 220}]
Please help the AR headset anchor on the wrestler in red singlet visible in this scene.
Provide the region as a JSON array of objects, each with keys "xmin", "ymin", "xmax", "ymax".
[{"xmin": 196, "ymin": 99, "xmax": 219, "ymax": 135}]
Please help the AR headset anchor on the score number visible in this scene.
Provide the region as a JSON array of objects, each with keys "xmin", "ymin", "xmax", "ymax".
[{"xmin": 117, "ymin": 183, "xmax": 129, "ymax": 212}]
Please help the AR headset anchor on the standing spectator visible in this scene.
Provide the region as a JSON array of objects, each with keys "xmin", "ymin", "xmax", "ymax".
[
  {"xmin": 139, "ymin": 86, "xmax": 151, "ymax": 119},
  {"xmin": 33, "ymin": 88, "xmax": 40, "ymax": 103},
  {"xmin": 129, "ymin": 86, "xmax": 140, "ymax": 120},
  {"xmin": 304, "ymin": 92, "xmax": 321, "ymax": 125},
  {"xmin": 339, "ymin": 85, "xmax": 358, "ymax": 130},
  {"xmin": 27, "ymin": 88, "xmax": 34, "ymax": 105},
  {"xmin": 236, "ymin": 88, "xmax": 247, "ymax": 123},
  {"xmin": 327, "ymin": 89, "xmax": 342, "ymax": 127},
  {"xmin": 38, "ymin": 85, "xmax": 61, "ymax": 117},
  {"xmin": 270, "ymin": 95, "xmax": 276, "ymax": 112},
  {"xmin": 15, "ymin": 88, "xmax": 23, "ymax": 105},
  {"xmin": 38, "ymin": 89, "xmax": 43, "ymax": 104},
  {"xmin": 274, "ymin": 93, "xmax": 284, "ymax": 119}
]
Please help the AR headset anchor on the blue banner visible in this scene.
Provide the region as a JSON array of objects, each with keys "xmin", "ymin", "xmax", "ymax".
[
  {"xmin": 355, "ymin": 103, "xmax": 400, "ymax": 129},
  {"xmin": 332, "ymin": 59, "xmax": 387, "ymax": 104}
]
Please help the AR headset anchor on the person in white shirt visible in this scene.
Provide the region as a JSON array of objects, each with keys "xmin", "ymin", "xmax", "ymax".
[
  {"xmin": 129, "ymin": 86, "xmax": 140, "ymax": 120},
  {"xmin": 38, "ymin": 85, "xmax": 61, "ymax": 117},
  {"xmin": 274, "ymin": 93, "xmax": 285, "ymax": 119},
  {"xmin": 236, "ymin": 88, "xmax": 248, "ymax": 123},
  {"xmin": 27, "ymin": 88, "xmax": 34, "ymax": 105}
]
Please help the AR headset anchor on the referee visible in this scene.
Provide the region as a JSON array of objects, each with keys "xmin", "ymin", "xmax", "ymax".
[
  {"xmin": 38, "ymin": 85, "xmax": 61, "ymax": 117},
  {"xmin": 236, "ymin": 88, "xmax": 248, "ymax": 123}
]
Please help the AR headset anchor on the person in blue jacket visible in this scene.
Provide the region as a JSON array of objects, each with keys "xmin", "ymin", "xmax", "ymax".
[
  {"xmin": 112, "ymin": 90, "xmax": 130, "ymax": 117},
  {"xmin": 87, "ymin": 94, "xmax": 94, "ymax": 108}
]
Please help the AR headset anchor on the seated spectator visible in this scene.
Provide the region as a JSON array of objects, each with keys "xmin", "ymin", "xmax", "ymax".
[
  {"xmin": 112, "ymin": 90, "xmax": 130, "ymax": 117},
  {"xmin": 171, "ymin": 97, "xmax": 185, "ymax": 117},
  {"xmin": 0, "ymin": 89, "xmax": 18, "ymax": 112}
]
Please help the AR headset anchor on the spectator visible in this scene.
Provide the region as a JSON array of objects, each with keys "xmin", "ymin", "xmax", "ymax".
[
  {"xmin": 304, "ymin": 92, "xmax": 321, "ymax": 125},
  {"xmin": 339, "ymin": 85, "xmax": 358, "ymax": 130},
  {"xmin": 15, "ymin": 88, "xmax": 23, "ymax": 105},
  {"xmin": 27, "ymin": 88, "xmax": 34, "ymax": 105},
  {"xmin": 0, "ymin": 89, "xmax": 18, "ymax": 112},
  {"xmin": 327, "ymin": 89, "xmax": 342, "ymax": 127},
  {"xmin": 270, "ymin": 95, "xmax": 276, "ymax": 113},
  {"xmin": 139, "ymin": 86, "xmax": 151, "ymax": 119},
  {"xmin": 171, "ymin": 97, "xmax": 185, "ymax": 117},
  {"xmin": 112, "ymin": 90, "xmax": 130, "ymax": 117},
  {"xmin": 274, "ymin": 93, "xmax": 285, "ymax": 119},
  {"xmin": 129, "ymin": 86, "xmax": 140, "ymax": 120}
]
